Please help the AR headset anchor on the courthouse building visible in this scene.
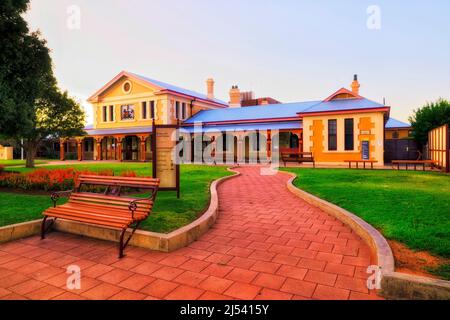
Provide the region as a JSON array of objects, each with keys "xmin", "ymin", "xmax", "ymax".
[{"xmin": 59, "ymin": 71, "xmax": 412, "ymax": 166}]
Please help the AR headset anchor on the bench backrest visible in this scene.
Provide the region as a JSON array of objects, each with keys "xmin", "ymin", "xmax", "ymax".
[
  {"xmin": 68, "ymin": 192, "xmax": 154, "ymax": 217},
  {"xmin": 75, "ymin": 175, "xmax": 160, "ymax": 199}
]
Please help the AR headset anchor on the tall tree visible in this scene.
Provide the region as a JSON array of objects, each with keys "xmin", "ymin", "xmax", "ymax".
[
  {"xmin": 0, "ymin": 0, "xmax": 85, "ymax": 167},
  {"xmin": 409, "ymin": 99, "xmax": 450, "ymax": 148}
]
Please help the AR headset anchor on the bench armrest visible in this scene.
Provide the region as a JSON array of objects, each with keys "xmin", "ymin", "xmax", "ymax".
[
  {"xmin": 50, "ymin": 190, "xmax": 73, "ymax": 208},
  {"xmin": 128, "ymin": 197, "xmax": 154, "ymax": 220}
]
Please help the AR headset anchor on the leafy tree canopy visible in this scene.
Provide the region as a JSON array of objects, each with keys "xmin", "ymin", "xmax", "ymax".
[
  {"xmin": 409, "ymin": 99, "xmax": 450, "ymax": 147},
  {"xmin": 0, "ymin": 0, "xmax": 85, "ymax": 167}
]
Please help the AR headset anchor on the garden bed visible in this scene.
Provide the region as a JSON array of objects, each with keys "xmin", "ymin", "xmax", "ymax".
[{"xmin": 0, "ymin": 163, "xmax": 232, "ymax": 233}]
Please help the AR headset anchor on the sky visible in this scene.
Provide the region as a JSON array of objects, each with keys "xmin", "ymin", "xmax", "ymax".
[{"xmin": 24, "ymin": 0, "xmax": 450, "ymax": 124}]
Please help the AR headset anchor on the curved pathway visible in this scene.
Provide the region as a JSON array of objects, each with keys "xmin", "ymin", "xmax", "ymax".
[{"xmin": 0, "ymin": 167, "xmax": 381, "ymax": 300}]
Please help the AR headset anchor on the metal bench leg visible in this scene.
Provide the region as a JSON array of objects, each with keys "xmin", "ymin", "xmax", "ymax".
[
  {"xmin": 41, "ymin": 216, "xmax": 48, "ymax": 240},
  {"xmin": 118, "ymin": 221, "xmax": 142, "ymax": 258},
  {"xmin": 41, "ymin": 217, "xmax": 57, "ymax": 240}
]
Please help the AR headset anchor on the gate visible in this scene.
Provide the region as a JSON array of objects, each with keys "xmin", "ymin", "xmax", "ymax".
[{"xmin": 384, "ymin": 139, "xmax": 418, "ymax": 163}]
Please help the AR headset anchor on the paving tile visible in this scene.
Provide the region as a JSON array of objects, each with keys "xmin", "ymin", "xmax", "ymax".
[
  {"xmin": 276, "ymin": 265, "xmax": 308, "ymax": 280},
  {"xmin": 151, "ymin": 266, "xmax": 184, "ymax": 281},
  {"xmin": 8, "ymin": 279, "xmax": 47, "ymax": 295},
  {"xmin": 280, "ymin": 278, "xmax": 317, "ymax": 298},
  {"xmin": 174, "ymin": 271, "xmax": 208, "ymax": 287},
  {"xmin": 304, "ymin": 270, "xmax": 337, "ymax": 286},
  {"xmin": 25, "ymin": 284, "xmax": 66, "ymax": 300},
  {"xmin": 312, "ymin": 284, "xmax": 350, "ymax": 300},
  {"xmin": 109, "ymin": 289, "xmax": 146, "ymax": 300},
  {"xmin": 250, "ymin": 261, "xmax": 281, "ymax": 274},
  {"xmin": 179, "ymin": 259, "xmax": 211, "ymax": 272},
  {"xmin": 226, "ymin": 268, "xmax": 258, "ymax": 283},
  {"xmin": 118, "ymin": 274, "xmax": 156, "ymax": 292},
  {"xmin": 81, "ymin": 282, "xmax": 122, "ymax": 300},
  {"xmin": 335, "ymin": 275, "xmax": 369, "ymax": 294},
  {"xmin": 224, "ymin": 282, "xmax": 262, "ymax": 300},
  {"xmin": 130, "ymin": 261, "xmax": 162, "ymax": 275},
  {"xmin": 82, "ymin": 264, "xmax": 115, "ymax": 278},
  {"xmin": 98, "ymin": 268, "xmax": 133, "ymax": 285},
  {"xmin": 252, "ymin": 273, "xmax": 286, "ymax": 290},
  {"xmin": 198, "ymin": 276, "xmax": 234, "ymax": 294},
  {"xmin": 199, "ymin": 291, "xmax": 234, "ymax": 300},
  {"xmin": 140, "ymin": 279, "xmax": 179, "ymax": 299},
  {"xmin": 165, "ymin": 285, "xmax": 204, "ymax": 300}
]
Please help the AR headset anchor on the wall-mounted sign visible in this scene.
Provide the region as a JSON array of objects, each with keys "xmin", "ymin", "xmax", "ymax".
[
  {"xmin": 360, "ymin": 130, "xmax": 371, "ymax": 135},
  {"xmin": 152, "ymin": 122, "xmax": 180, "ymax": 198},
  {"xmin": 361, "ymin": 140, "xmax": 370, "ymax": 160}
]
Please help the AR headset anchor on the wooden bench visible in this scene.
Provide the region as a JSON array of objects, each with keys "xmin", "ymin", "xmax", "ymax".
[
  {"xmin": 281, "ymin": 152, "xmax": 315, "ymax": 167},
  {"xmin": 391, "ymin": 160, "xmax": 439, "ymax": 171},
  {"xmin": 41, "ymin": 175, "xmax": 160, "ymax": 258},
  {"xmin": 344, "ymin": 160, "xmax": 377, "ymax": 169}
]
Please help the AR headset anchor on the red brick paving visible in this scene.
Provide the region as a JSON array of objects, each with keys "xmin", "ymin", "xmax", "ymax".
[{"xmin": 0, "ymin": 166, "xmax": 381, "ymax": 300}]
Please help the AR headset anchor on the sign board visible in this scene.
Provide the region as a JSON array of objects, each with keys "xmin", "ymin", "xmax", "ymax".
[
  {"xmin": 152, "ymin": 123, "xmax": 180, "ymax": 198},
  {"xmin": 361, "ymin": 140, "xmax": 370, "ymax": 160}
]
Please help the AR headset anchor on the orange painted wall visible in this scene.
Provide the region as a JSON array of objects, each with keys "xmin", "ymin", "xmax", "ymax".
[
  {"xmin": 385, "ymin": 128, "xmax": 410, "ymax": 139},
  {"xmin": 303, "ymin": 112, "xmax": 385, "ymax": 165}
]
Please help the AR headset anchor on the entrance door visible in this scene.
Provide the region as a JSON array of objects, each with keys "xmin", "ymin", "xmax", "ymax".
[{"xmin": 124, "ymin": 136, "xmax": 139, "ymax": 161}]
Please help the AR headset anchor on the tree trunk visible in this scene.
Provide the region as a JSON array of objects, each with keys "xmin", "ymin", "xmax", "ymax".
[{"xmin": 25, "ymin": 139, "xmax": 38, "ymax": 168}]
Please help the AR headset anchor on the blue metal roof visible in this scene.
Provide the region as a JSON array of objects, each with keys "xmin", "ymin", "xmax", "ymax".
[
  {"xmin": 300, "ymin": 98, "xmax": 384, "ymax": 113},
  {"xmin": 85, "ymin": 126, "xmax": 152, "ymax": 136},
  {"xmin": 129, "ymin": 72, "xmax": 228, "ymax": 106},
  {"xmin": 184, "ymin": 98, "xmax": 385, "ymax": 124},
  {"xmin": 386, "ymin": 118, "xmax": 411, "ymax": 128},
  {"xmin": 181, "ymin": 121, "xmax": 301, "ymax": 133},
  {"xmin": 184, "ymin": 101, "xmax": 319, "ymax": 124}
]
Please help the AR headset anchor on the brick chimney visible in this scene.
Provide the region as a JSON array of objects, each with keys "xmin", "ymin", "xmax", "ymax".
[
  {"xmin": 229, "ymin": 85, "xmax": 241, "ymax": 108},
  {"xmin": 351, "ymin": 74, "xmax": 360, "ymax": 96},
  {"xmin": 206, "ymin": 78, "xmax": 214, "ymax": 100}
]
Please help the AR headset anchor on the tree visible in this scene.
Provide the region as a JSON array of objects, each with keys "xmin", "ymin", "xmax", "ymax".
[
  {"xmin": 0, "ymin": 0, "xmax": 85, "ymax": 167},
  {"xmin": 409, "ymin": 99, "xmax": 450, "ymax": 148}
]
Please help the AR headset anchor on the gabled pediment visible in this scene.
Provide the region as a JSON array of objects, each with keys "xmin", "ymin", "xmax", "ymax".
[
  {"xmin": 87, "ymin": 71, "xmax": 163, "ymax": 103},
  {"xmin": 323, "ymin": 87, "xmax": 362, "ymax": 102}
]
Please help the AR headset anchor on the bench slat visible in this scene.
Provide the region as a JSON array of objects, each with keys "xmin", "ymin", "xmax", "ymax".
[
  {"xmin": 62, "ymin": 203, "xmax": 149, "ymax": 219},
  {"xmin": 44, "ymin": 211, "xmax": 128, "ymax": 229},
  {"xmin": 45, "ymin": 206, "xmax": 136, "ymax": 223},
  {"xmin": 67, "ymin": 200, "xmax": 151, "ymax": 213}
]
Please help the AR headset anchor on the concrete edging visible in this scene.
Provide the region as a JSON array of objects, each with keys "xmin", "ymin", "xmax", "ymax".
[
  {"xmin": 0, "ymin": 168, "xmax": 240, "ymax": 253},
  {"xmin": 282, "ymin": 170, "xmax": 450, "ymax": 300}
]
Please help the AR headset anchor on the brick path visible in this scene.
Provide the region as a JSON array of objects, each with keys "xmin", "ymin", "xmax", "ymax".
[{"xmin": 0, "ymin": 167, "xmax": 382, "ymax": 300}]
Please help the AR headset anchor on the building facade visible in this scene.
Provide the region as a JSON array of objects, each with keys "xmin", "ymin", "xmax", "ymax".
[{"xmin": 62, "ymin": 71, "xmax": 410, "ymax": 167}]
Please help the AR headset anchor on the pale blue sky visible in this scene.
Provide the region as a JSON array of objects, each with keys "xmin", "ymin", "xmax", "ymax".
[{"xmin": 25, "ymin": 0, "xmax": 450, "ymax": 124}]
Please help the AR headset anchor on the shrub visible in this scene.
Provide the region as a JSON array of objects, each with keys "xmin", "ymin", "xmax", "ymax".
[
  {"xmin": 0, "ymin": 168, "xmax": 138, "ymax": 191},
  {"xmin": 0, "ymin": 165, "xmax": 4, "ymax": 174}
]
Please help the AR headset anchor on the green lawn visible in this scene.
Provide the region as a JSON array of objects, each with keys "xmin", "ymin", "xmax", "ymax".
[
  {"xmin": 0, "ymin": 163, "xmax": 232, "ymax": 233},
  {"xmin": 283, "ymin": 168, "xmax": 450, "ymax": 279},
  {"xmin": 0, "ymin": 159, "xmax": 48, "ymax": 167}
]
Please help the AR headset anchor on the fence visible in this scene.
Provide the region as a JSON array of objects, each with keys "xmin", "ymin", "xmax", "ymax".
[{"xmin": 428, "ymin": 124, "xmax": 449, "ymax": 173}]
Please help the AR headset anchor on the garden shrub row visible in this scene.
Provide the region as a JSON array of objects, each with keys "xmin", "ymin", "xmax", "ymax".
[{"xmin": 0, "ymin": 168, "xmax": 137, "ymax": 191}]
